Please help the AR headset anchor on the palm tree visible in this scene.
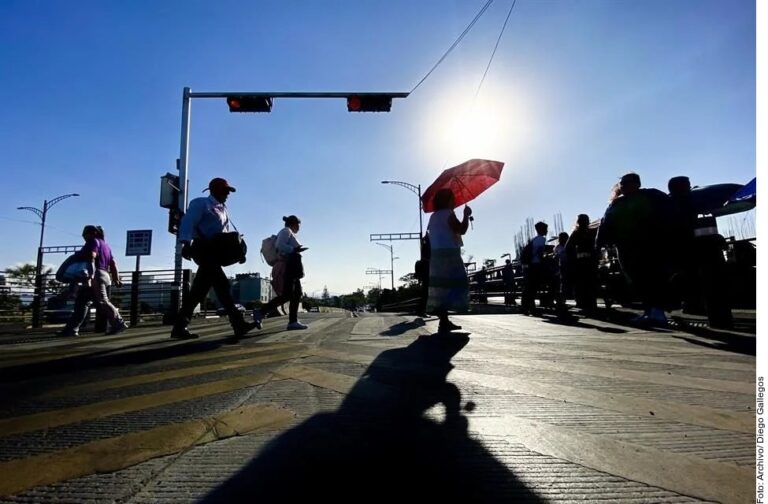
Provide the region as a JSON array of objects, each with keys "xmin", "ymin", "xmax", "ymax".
[{"xmin": 5, "ymin": 263, "xmax": 53, "ymax": 286}]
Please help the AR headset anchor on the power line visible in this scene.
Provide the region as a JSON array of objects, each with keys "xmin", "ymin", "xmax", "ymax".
[
  {"xmin": 473, "ymin": 0, "xmax": 517, "ymax": 102},
  {"xmin": 410, "ymin": 0, "xmax": 495, "ymax": 94}
]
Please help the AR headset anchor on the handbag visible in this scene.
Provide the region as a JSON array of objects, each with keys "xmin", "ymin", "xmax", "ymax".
[
  {"xmin": 192, "ymin": 215, "xmax": 248, "ymax": 267},
  {"xmin": 56, "ymin": 254, "xmax": 94, "ymax": 283},
  {"xmin": 208, "ymin": 231, "xmax": 248, "ymax": 267}
]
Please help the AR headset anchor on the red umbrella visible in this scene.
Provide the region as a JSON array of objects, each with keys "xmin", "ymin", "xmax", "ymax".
[{"xmin": 421, "ymin": 159, "xmax": 504, "ymax": 213}]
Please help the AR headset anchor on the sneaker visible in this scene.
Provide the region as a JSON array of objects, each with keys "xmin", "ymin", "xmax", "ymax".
[
  {"xmin": 286, "ymin": 321, "xmax": 308, "ymax": 331},
  {"xmin": 56, "ymin": 328, "xmax": 79, "ymax": 337},
  {"xmin": 106, "ymin": 320, "xmax": 128, "ymax": 335},
  {"xmin": 171, "ymin": 328, "xmax": 199, "ymax": 340},
  {"xmin": 251, "ymin": 309, "xmax": 264, "ymax": 330}
]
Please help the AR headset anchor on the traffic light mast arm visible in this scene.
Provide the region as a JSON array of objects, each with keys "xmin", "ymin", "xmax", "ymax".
[{"xmin": 191, "ymin": 91, "xmax": 410, "ymax": 99}]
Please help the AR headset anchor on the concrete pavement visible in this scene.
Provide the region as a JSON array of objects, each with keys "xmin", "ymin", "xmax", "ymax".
[{"xmin": 0, "ymin": 310, "xmax": 757, "ymax": 503}]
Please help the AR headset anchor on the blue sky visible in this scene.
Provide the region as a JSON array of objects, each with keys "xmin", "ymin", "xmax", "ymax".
[{"xmin": 0, "ymin": 0, "xmax": 757, "ymax": 295}]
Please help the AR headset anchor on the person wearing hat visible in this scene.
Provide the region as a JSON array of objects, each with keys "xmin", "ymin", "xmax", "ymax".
[
  {"xmin": 252, "ymin": 215, "xmax": 308, "ymax": 331},
  {"xmin": 171, "ymin": 177, "xmax": 259, "ymax": 340}
]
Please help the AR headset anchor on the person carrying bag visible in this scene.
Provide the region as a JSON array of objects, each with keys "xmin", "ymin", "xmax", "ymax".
[
  {"xmin": 252, "ymin": 215, "xmax": 308, "ymax": 331},
  {"xmin": 171, "ymin": 177, "xmax": 258, "ymax": 341}
]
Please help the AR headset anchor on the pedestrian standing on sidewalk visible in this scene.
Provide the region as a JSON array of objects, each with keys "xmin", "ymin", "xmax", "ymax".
[
  {"xmin": 253, "ymin": 215, "xmax": 308, "ymax": 331},
  {"xmin": 57, "ymin": 225, "xmax": 128, "ymax": 336},
  {"xmin": 171, "ymin": 177, "xmax": 259, "ymax": 340},
  {"xmin": 521, "ymin": 221, "xmax": 548, "ymax": 316},
  {"xmin": 425, "ymin": 188, "xmax": 472, "ymax": 334},
  {"xmin": 502, "ymin": 259, "xmax": 517, "ymax": 307},
  {"xmin": 565, "ymin": 214, "xmax": 598, "ymax": 314}
]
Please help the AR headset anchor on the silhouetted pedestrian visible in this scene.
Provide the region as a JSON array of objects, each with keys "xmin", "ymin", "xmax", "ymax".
[
  {"xmin": 171, "ymin": 178, "xmax": 258, "ymax": 340},
  {"xmin": 502, "ymin": 259, "xmax": 517, "ymax": 307},
  {"xmin": 57, "ymin": 225, "xmax": 128, "ymax": 336},
  {"xmin": 597, "ymin": 172, "xmax": 674, "ymax": 326},
  {"xmin": 668, "ymin": 176, "xmax": 733, "ymax": 328},
  {"xmin": 566, "ymin": 214, "xmax": 598, "ymax": 314},
  {"xmin": 426, "ymin": 189, "xmax": 472, "ymax": 334},
  {"xmin": 521, "ymin": 221, "xmax": 548, "ymax": 315},
  {"xmin": 253, "ymin": 215, "xmax": 308, "ymax": 331}
]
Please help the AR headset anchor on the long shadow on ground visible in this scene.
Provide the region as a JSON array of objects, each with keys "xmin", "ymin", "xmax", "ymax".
[{"xmin": 202, "ymin": 333, "xmax": 544, "ymax": 503}]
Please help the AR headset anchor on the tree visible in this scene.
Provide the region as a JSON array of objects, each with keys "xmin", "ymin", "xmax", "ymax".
[
  {"xmin": 399, "ymin": 272, "xmax": 418, "ymax": 288},
  {"xmin": 321, "ymin": 286, "xmax": 330, "ymax": 305},
  {"xmin": 4, "ymin": 263, "xmax": 52, "ymax": 286},
  {"xmin": 366, "ymin": 287, "xmax": 382, "ymax": 306}
]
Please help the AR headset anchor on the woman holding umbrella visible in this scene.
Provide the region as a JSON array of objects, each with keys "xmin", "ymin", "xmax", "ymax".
[{"xmin": 426, "ymin": 188, "xmax": 472, "ymax": 333}]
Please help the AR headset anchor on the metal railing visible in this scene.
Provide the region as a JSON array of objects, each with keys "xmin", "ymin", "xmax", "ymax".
[{"xmin": 0, "ymin": 269, "xmax": 191, "ymax": 328}]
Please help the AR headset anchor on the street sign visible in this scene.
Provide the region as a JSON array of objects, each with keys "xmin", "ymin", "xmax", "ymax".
[{"xmin": 126, "ymin": 230, "xmax": 153, "ymax": 256}]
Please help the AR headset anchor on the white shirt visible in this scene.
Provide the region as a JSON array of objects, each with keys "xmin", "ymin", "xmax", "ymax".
[
  {"xmin": 275, "ymin": 227, "xmax": 301, "ymax": 255},
  {"xmin": 179, "ymin": 195, "xmax": 230, "ymax": 242},
  {"xmin": 427, "ymin": 209, "xmax": 463, "ymax": 249}
]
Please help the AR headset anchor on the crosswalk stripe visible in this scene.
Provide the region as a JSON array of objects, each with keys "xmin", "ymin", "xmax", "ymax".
[
  {"xmin": 0, "ymin": 372, "xmax": 276, "ymax": 438},
  {"xmin": 44, "ymin": 349, "xmax": 305, "ymax": 397},
  {"xmin": 0, "ymin": 403, "xmax": 294, "ymax": 497},
  {"xmin": 276, "ymin": 365, "xmax": 357, "ymax": 394}
]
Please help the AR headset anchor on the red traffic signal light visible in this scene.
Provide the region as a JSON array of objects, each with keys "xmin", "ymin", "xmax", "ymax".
[
  {"xmin": 226, "ymin": 96, "xmax": 273, "ymax": 113},
  {"xmin": 347, "ymin": 94, "xmax": 393, "ymax": 112}
]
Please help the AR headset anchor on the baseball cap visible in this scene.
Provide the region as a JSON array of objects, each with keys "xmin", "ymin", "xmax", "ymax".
[{"xmin": 204, "ymin": 177, "xmax": 236, "ymax": 193}]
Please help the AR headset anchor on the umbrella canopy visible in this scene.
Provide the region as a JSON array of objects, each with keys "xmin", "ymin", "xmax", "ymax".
[
  {"xmin": 689, "ymin": 180, "xmax": 756, "ymax": 217},
  {"xmin": 421, "ymin": 159, "xmax": 504, "ymax": 213},
  {"xmin": 690, "ymin": 183, "xmax": 743, "ymax": 215}
]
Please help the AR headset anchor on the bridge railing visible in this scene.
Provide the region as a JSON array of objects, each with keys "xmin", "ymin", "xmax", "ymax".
[{"xmin": 0, "ymin": 269, "xmax": 191, "ymax": 328}]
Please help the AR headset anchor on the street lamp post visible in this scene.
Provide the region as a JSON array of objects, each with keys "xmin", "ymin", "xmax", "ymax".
[
  {"xmin": 375, "ymin": 242, "xmax": 397, "ymax": 290},
  {"xmin": 381, "ymin": 180, "xmax": 423, "ymax": 249},
  {"xmin": 17, "ymin": 193, "xmax": 80, "ymax": 327}
]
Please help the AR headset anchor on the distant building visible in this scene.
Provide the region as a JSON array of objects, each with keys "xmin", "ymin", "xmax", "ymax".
[{"xmin": 232, "ymin": 272, "xmax": 272, "ymax": 305}]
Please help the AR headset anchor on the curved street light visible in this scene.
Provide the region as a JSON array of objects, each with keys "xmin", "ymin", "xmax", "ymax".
[
  {"xmin": 381, "ymin": 180, "xmax": 423, "ymax": 240},
  {"xmin": 375, "ymin": 242, "xmax": 397, "ymax": 290},
  {"xmin": 17, "ymin": 193, "xmax": 80, "ymax": 327}
]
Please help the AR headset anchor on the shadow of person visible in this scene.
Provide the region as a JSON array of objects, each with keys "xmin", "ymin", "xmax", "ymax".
[
  {"xmin": 202, "ymin": 334, "xmax": 543, "ymax": 503},
  {"xmin": 379, "ymin": 317, "xmax": 426, "ymax": 337}
]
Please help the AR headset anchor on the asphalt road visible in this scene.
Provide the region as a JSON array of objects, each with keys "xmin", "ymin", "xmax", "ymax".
[{"xmin": 0, "ymin": 310, "xmax": 757, "ymax": 503}]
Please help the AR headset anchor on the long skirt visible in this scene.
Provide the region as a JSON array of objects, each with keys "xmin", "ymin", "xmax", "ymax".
[{"xmin": 426, "ymin": 247, "xmax": 469, "ymax": 313}]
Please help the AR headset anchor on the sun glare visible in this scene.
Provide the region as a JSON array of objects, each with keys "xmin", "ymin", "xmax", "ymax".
[{"xmin": 424, "ymin": 83, "xmax": 533, "ymax": 168}]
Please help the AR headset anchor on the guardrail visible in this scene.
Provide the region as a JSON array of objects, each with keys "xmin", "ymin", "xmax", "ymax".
[{"xmin": 0, "ymin": 269, "xmax": 191, "ymax": 328}]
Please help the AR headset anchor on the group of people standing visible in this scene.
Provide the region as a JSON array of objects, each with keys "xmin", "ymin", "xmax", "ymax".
[{"xmin": 423, "ymin": 171, "xmax": 734, "ymax": 331}]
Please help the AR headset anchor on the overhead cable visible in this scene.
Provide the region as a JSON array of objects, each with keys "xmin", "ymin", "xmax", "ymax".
[
  {"xmin": 410, "ymin": 0, "xmax": 495, "ymax": 94},
  {"xmin": 473, "ymin": 0, "xmax": 517, "ymax": 102}
]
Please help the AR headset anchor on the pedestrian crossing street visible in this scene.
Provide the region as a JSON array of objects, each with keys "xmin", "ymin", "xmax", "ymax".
[{"xmin": 0, "ymin": 312, "xmax": 756, "ymax": 503}]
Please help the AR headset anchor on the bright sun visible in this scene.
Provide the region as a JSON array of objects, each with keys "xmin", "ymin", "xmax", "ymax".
[{"xmin": 424, "ymin": 82, "xmax": 532, "ymax": 168}]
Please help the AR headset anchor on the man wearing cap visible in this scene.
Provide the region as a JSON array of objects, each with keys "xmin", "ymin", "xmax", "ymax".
[{"xmin": 171, "ymin": 178, "xmax": 259, "ymax": 340}]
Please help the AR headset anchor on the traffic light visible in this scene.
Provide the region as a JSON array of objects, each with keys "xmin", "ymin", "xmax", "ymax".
[
  {"xmin": 168, "ymin": 208, "xmax": 182, "ymax": 235},
  {"xmin": 347, "ymin": 94, "xmax": 393, "ymax": 112},
  {"xmin": 226, "ymin": 96, "xmax": 273, "ymax": 113}
]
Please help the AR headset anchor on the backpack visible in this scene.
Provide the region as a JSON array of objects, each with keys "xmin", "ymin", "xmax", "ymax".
[
  {"xmin": 260, "ymin": 234, "xmax": 280, "ymax": 266},
  {"xmin": 520, "ymin": 240, "xmax": 533, "ymax": 265}
]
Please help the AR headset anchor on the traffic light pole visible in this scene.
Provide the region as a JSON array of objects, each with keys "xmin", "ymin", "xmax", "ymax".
[
  {"xmin": 171, "ymin": 87, "xmax": 409, "ymax": 318},
  {"xmin": 170, "ymin": 87, "xmax": 192, "ymax": 321}
]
